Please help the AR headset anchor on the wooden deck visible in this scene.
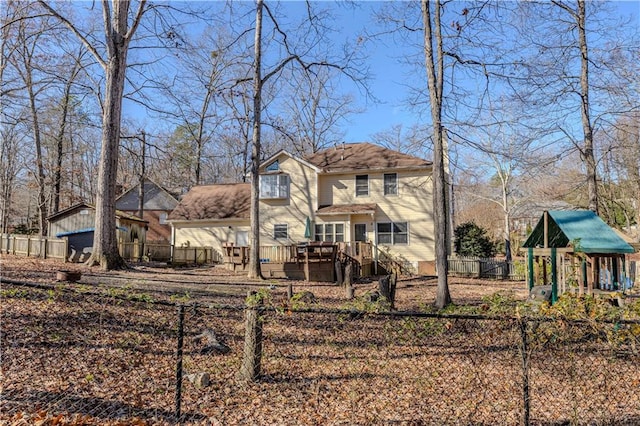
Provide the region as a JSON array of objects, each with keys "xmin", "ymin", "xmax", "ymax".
[{"xmin": 223, "ymin": 242, "xmax": 373, "ymax": 282}]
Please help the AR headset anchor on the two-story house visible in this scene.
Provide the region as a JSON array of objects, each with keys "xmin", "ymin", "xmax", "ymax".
[{"xmin": 169, "ymin": 143, "xmax": 435, "ymax": 273}]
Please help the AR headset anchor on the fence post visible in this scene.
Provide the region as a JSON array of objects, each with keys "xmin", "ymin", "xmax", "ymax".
[
  {"xmin": 239, "ymin": 291, "xmax": 263, "ymax": 381},
  {"xmin": 175, "ymin": 305, "xmax": 185, "ymax": 421},
  {"xmin": 520, "ymin": 319, "xmax": 530, "ymax": 426}
]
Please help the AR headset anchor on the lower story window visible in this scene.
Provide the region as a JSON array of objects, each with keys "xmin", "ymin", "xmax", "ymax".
[
  {"xmin": 274, "ymin": 224, "xmax": 288, "ymax": 239},
  {"xmin": 314, "ymin": 223, "xmax": 344, "ymax": 242},
  {"xmin": 377, "ymin": 222, "xmax": 408, "ymax": 245}
]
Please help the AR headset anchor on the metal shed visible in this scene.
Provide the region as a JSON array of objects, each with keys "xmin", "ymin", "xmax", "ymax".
[{"xmin": 522, "ymin": 210, "xmax": 635, "ymax": 303}]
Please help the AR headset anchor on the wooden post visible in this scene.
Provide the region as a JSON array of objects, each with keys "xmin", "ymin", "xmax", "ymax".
[
  {"xmin": 239, "ymin": 291, "xmax": 263, "ymax": 381},
  {"xmin": 612, "ymin": 255, "xmax": 619, "ymax": 290},
  {"xmin": 588, "ymin": 256, "xmax": 595, "ymax": 295},
  {"xmin": 580, "ymin": 258, "xmax": 586, "ymax": 296},
  {"xmin": 175, "ymin": 305, "xmax": 185, "ymax": 420},
  {"xmin": 527, "ymin": 248, "xmax": 534, "ymax": 291},
  {"xmin": 551, "ymin": 247, "xmax": 558, "ymax": 304},
  {"xmin": 287, "ymin": 283, "xmax": 293, "ymax": 300},
  {"xmin": 304, "ymin": 246, "xmax": 310, "ymax": 281}
]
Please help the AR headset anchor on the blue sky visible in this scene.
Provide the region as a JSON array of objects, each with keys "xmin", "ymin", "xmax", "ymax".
[
  {"xmin": 121, "ymin": 0, "xmax": 639, "ymax": 146},
  {"xmin": 334, "ymin": 0, "xmax": 640, "ymax": 143}
]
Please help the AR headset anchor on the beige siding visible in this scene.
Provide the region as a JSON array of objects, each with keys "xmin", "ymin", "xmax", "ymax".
[
  {"xmin": 318, "ymin": 170, "xmax": 435, "ymax": 267},
  {"xmin": 259, "ymin": 154, "xmax": 318, "ymax": 246},
  {"xmin": 173, "ymin": 220, "xmax": 250, "ymax": 259}
]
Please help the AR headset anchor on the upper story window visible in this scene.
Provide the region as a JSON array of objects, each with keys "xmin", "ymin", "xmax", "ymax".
[
  {"xmin": 260, "ymin": 174, "xmax": 289, "ymax": 199},
  {"xmin": 159, "ymin": 212, "xmax": 168, "ymax": 224},
  {"xmin": 377, "ymin": 221, "xmax": 408, "ymax": 245},
  {"xmin": 355, "ymin": 175, "xmax": 369, "ymax": 197},
  {"xmin": 265, "ymin": 160, "xmax": 279, "ymax": 171},
  {"xmin": 384, "ymin": 173, "xmax": 398, "ymax": 195}
]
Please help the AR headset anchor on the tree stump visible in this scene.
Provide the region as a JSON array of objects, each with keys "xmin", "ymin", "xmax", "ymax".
[
  {"xmin": 345, "ymin": 281, "xmax": 354, "ymax": 299},
  {"xmin": 344, "ymin": 263, "xmax": 353, "ymax": 287},
  {"xmin": 239, "ymin": 291, "xmax": 263, "ymax": 382},
  {"xmin": 56, "ymin": 270, "xmax": 81, "ymax": 282},
  {"xmin": 287, "ymin": 283, "xmax": 294, "ymax": 300},
  {"xmin": 335, "ymin": 260, "xmax": 343, "ymax": 286},
  {"xmin": 378, "ymin": 274, "xmax": 397, "ymax": 309}
]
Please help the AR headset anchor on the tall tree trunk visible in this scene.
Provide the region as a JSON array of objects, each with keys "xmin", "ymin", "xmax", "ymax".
[
  {"xmin": 26, "ymin": 65, "xmax": 47, "ymax": 236},
  {"xmin": 422, "ymin": 0, "xmax": 451, "ymax": 308},
  {"xmin": 53, "ymin": 61, "xmax": 79, "ymax": 214},
  {"xmin": 576, "ymin": 0, "xmax": 598, "ymax": 213},
  {"xmin": 40, "ymin": 0, "xmax": 146, "ymax": 270},
  {"xmin": 87, "ymin": 0, "xmax": 133, "ymax": 270},
  {"xmin": 248, "ymin": 0, "xmax": 264, "ymax": 279}
]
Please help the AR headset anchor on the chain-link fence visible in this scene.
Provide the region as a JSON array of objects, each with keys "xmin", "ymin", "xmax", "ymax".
[{"xmin": 2, "ymin": 281, "xmax": 639, "ymax": 425}]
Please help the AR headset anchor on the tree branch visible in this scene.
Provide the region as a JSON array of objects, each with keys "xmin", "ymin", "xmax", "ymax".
[{"xmin": 37, "ymin": 0, "xmax": 107, "ymax": 69}]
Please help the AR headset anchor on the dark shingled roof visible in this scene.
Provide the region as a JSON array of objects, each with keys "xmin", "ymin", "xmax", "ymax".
[
  {"xmin": 304, "ymin": 143, "xmax": 431, "ymax": 173},
  {"xmin": 523, "ymin": 210, "xmax": 635, "ymax": 254},
  {"xmin": 168, "ymin": 183, "xmax": 250, "ymax": 221}
]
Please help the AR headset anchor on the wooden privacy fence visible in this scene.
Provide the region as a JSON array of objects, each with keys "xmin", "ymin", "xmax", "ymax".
[
  {"xmin": 0, "ymin": 233, "xmax": 68, "ymax": 261},
  {"xmin": 119, "ymin": 241, "xmax": 174, "ymax": 262},
  {"xmin": 172, "ymin": 246, "xmax": 218, "ymax": 265},
  {"xmin": 448, "ymin": 256, "xmax": 526, "ymax": 280}
]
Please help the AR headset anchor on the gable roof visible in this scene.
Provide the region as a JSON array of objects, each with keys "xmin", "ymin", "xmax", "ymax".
[
  {"xmin": 116, "ymin": 178, "xmax": 179, "ymax": 211},
  {"xmin": 260, "ymin": 150, "xmax": 322, "ymax": 173},
  {"xmin": 168, "ymin": 183, "xmax": 250, "ymax": 221},
  {"xmin": 304, "ymin": 143, "xmax": 431, "ymax": 173},
  {"xmin": 523, "ymin": 210, "xmax": 635, "ymax": 254},
  {"xmin": 47, "ymin": 202, "xmax": 147, "ymax": 223}
]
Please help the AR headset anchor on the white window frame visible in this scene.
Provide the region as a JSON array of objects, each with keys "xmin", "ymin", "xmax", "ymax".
[
  {"xmin": 259, "ymin": 174, "xmax": 289, "ymax": 199},
  {"xmin": 376, "ymin": 221, "xmax": 409, "ymax": 245},
  {"xmin": 159, "ymin": 212, "xmax": 168, "ymax": 224},
  {"xmin": 355, "ymin": 175, "xmax": 369, "ymax": 197},
  {"xmin": 314, "ymin": 223, "xmax": 345, "ymax": 243},
  {"xmin": 384, "ymin": 173, "xmax": 398, "ymax": 196},
  {"xmin": 274, "ymin": 224, "xmax": 288, "ymax": 239}
]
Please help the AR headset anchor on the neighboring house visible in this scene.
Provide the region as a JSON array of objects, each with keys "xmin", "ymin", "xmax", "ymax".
[
  {"xmin": 116, "ymin": 179, "xmax": 179, "ymax": 242},
  {"xmin": 47, "ymin": 203, "xmax": 147, "ymax": 262},
  {"xmin": 169, "ymin": 143, "xmax": 435, "ymax": 272}
]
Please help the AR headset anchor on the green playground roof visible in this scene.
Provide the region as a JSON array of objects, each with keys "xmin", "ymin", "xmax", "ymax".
[{"xmin": 522, "ymin": 210, "xmax": 635, "ymax": 254}]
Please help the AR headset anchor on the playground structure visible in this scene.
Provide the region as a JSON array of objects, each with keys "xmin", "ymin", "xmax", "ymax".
[{"xmin": 523, "ymin": 210, "xmax": 636, "ymax": 304}]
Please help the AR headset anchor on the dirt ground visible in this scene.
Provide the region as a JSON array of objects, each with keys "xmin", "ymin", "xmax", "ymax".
[{"xmin": 0, "ymin": 254, "xmax": 528, "ymax": 309}]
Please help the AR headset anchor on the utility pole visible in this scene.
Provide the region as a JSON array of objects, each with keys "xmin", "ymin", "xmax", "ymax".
[{"xmin": 137, "ymin": 130, "xmax": 146, "ymax": 219}]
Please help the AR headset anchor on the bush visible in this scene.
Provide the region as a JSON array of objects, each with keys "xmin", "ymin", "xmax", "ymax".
[{"xmin": 454, "ymin": 221, "xmax": 497, "ymax": 258}]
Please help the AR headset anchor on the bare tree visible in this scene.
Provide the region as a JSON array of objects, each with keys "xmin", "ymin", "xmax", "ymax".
[
  {"xmin": 276, "ymin": 67, "xmax": 354, "ymax": 155},
  {"xmin": 8, "ymin": 8, "xmax": 58, "ymax": 235},
  {"xmin": 39, "ymin": 0, "xmax": 147, "ymax": 269},
  {"xmin": 421, "ymin": 0, "xmax": 451, "ymax": 308},
  {"xmin": 508, "ymin": 1, "xmax": 638, "ymax": 214},
  {"xmin": 246, "ymin": 1, "xmax": 367, "ymax": 279}
]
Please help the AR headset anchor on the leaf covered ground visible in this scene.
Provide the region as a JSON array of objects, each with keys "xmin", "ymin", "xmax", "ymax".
[{"xmin": 2, "ymin": 255, "xmax": 639, "ymax": 425}]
